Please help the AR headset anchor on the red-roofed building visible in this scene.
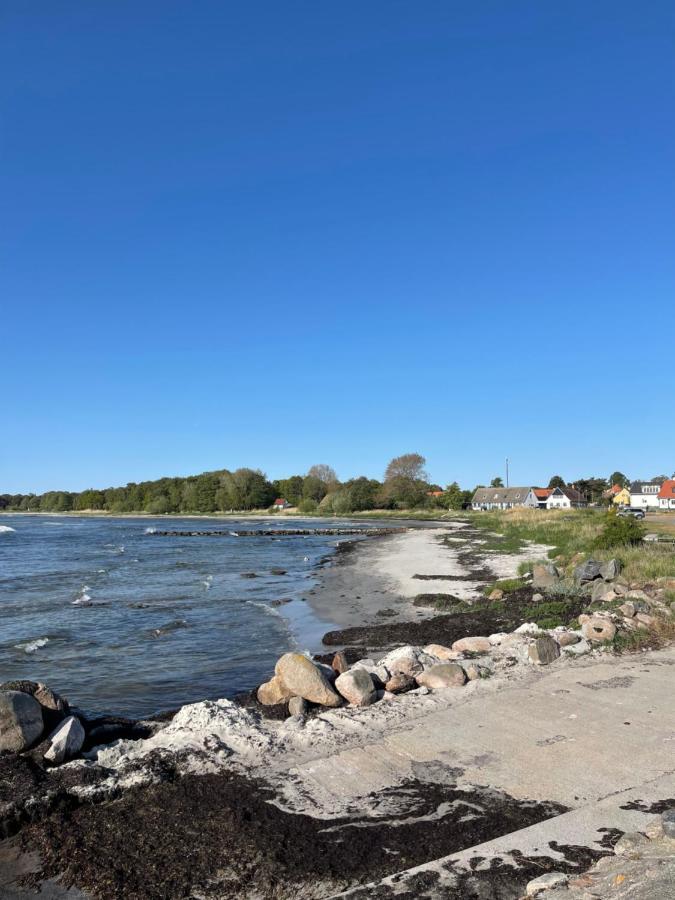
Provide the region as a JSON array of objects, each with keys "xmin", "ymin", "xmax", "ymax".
[
  {"xmin": 273, "ymin": 498, "xmax": 291, "ymax": 510},
  {"xmin": 524, "ymin": 487, "xmax": 551, "ymax": 509},
  {"xmin": 658, "ymin": 480, "xmax": 675, "ymax": 510}
]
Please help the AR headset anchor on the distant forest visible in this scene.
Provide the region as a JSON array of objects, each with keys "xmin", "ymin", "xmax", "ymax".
[
  {"xmin": 0, "ymin": 455, "xmax": 474, "ymax": 515},
  {"xmin": 1, "ymin": 459, "xmax": 655, "ymax": 516}
]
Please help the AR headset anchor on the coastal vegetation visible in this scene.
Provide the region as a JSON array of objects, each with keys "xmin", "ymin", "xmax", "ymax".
[
  {"xmin": 0, "ymin": 453, "xmax": 474, "ymax": 515},
  {"xmin": 466, "ymin": 507, "xmax": 675, "ymax": 585}
]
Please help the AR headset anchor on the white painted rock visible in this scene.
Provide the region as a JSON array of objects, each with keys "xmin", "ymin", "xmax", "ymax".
[
  {"xmin": 44, "ymin": 715, "xmax": 85, "ymax": 764},
  {"xmin": 334, "ymin": 669, "xmax": 376, "ymax": 707},
  {"xmin": 380, "ymin": 646, "xmax": 423, "ymax": 678},
  {"xmin": 488, "ymin": 633, "xmax": 508, "ymax": 645},
  {"xmin": 416, "ymin": 663, "xmax": 467, "ymax": 689},
  {"xmin": 563, "ymin": 638, "xmax": 591, "ymax": 656},
  {"xmin": 451, "ymin": 636, "xmax": 491, "ymax": 653},
  {"xmin": 525, "ymin": 871, "xmax": 568, "ymax": 895},
  {"xmin": 275, "ymin": 653, "xmax": 342, "ymax": 707},
  {"xmin": 0, "ymin": 690, "xmax": 43, "ymax": 753}
]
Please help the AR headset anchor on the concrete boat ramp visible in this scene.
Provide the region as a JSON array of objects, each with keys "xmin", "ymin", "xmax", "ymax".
[
  {"xmin": 2, "ymin": 648, "xmax": 673, "ymax": 898},
  {"xmin": 277, "ymin": 647, "xmax": 675, "ymax": 898}
]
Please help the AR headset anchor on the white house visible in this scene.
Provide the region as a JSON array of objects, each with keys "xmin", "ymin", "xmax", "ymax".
[
  {"xmin": 629, "ymin": 481, "xmax": 661, "ymax": 510},
  {"xmin": 524, "ymin": 488, "xmax": 551, "ymax": 509},
  {"xmin": 658, "ymin": 480, "xmax": 675, "ymax": 510},
  {"xmin": 471, "ymin": 487, "xmax": 531, "ymax": 510},
  {"xmin": 545, "ymin": 486, "xmax": 587, "ymax": 510},
  {"xmin": 272, "ymin": 498, "xmax": 291, "ymax": 510}
]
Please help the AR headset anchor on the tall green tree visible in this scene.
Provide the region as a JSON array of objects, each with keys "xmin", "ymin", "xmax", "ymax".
[
  {"xmin": 608, "ymin": 471, "xmax": 629, "ymax": 488},
  {"xmin": 383, "ymin": 453, "xmax": 428, "ymax": 508}
]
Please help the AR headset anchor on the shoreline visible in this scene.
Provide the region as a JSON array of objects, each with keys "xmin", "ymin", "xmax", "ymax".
[{"xmin": 3, "ymin": 519, "xmax": 674, "ymax": 898}]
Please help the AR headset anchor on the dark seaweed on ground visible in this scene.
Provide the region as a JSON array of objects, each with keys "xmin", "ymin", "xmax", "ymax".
[
  {"xmin": 18, "ymin": 774, "xmax": 566, "ymax": 900},
  {"xmin": 322, "ymin": 588, "xmax": 586, "ymax": 649}
]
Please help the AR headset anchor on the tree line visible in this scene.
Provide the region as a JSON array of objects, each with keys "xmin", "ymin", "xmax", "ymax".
[
  {"xmin": 4, "ymin": 458, "xmax": 672, "ymax": 515},
  {"xmin": 0, "ymin": 455, "xmax": 474, "ymax": 515}
]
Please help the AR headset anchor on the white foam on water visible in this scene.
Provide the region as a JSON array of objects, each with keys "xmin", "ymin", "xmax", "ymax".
[
  {"xmin": 72, "ymin": 585, "xmax": 92, "ymax": 605},
  {"xmin": 245, "ymin": 600, "xmax": 283, "ymax": 618},
  {"xmin": 201, "ymin": 575, "xmax": 213, "ymax": 589},
  {"xmin": 15, "ymin": 637, "xmax": 49, "ymax": 653},
  {"xmin": 144, "ymin": 527, "xmax": 157, "ymax": 534},
  {"xmin": 0, "ymin": 525, "xmax": 16, "ymax": 533}
]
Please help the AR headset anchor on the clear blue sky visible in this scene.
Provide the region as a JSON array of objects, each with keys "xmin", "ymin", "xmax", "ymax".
[{"xmin": 2, "ymin": 2, "xmax": 674, "ymax": 493}]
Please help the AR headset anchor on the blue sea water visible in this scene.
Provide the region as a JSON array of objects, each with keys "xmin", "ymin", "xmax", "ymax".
[{"xmin": 0, "ymin": 515, "xmax": 378, "ymax": 718}]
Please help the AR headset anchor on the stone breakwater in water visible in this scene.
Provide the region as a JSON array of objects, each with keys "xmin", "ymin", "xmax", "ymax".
[{"xmin": 146, "ymin": 527, "xmax": 407, "ymax": 537}]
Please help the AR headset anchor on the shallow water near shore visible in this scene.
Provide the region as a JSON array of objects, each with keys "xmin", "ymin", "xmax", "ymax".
[{"xmin": 0, "ymin": 515, "xmax": 393, "ymax": 718}]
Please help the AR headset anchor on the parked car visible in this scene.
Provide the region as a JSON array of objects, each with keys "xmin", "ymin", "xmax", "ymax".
[{"xmin": 617, "ymin": 507, "xmax": 646, "ymax": 519}]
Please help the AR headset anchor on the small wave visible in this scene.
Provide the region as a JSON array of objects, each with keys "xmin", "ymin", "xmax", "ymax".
[
  {"xmin": 144, "ymin": 527, "xmax": 157, "ymax": 534},
  {"xmin": 103, "ymin": 544, "xmax": 125, "ymax": 554},
  {"xmin": 245, "ymin": 600, "xmax": 283, "ymax": 618},
  {"xmin": 97, "ymin": 569, "xmax": 107, "ymax": 574},
  {"xmin": 201, "ymin": 575, "xmax": 213, "ymax": 589},
  {"xmin": 15, "ymin": 637, "xmax": 49, "ymax": 653},
  {"xmin": 72, "ymin": 585, "xmax": 92, "ymax": 606},
  {"xmin": 0, "ymin": 525, "xmax": 16, "ymax": 533}
]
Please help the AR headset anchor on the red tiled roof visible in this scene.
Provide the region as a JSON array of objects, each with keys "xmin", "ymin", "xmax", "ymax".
[
  {"xmin": 610, "ymin": 484, "xmax": 622, "ymax": 494},
  {"xmin": 534, "ymin": 488, "xmax": 551, "ymax": 499},
  {"xmin": 658, "ymin": 480, "xmax": 675, "ymax": 498},
  {"xmin": 273, "ymin": 498, "xmax": 288, "ymax": 505}
]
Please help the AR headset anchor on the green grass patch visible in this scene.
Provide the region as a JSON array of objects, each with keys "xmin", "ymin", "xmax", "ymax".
[
  {"xmin": 412, "ymin": 593, "xmax": 469, "ymax": 612},
  {"xmin": 483, "ymin": 577, "xmax": 526, "ymax": 596}
]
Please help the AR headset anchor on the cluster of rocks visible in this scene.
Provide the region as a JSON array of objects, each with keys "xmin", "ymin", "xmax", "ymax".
[
  {"xmin": 524, "ymin": 809, "xmax": 675, "ymax": 897},
  {"xmin": 256, "ymin": 621, "xmax": 605, "ymax": 716},
  {"xmin": 0, "ymin": 680, "xmax": 84, "ymax": 764},
  {"xmin": 530, "ymin": 558, "xmax": 674, "ymax": 641}
]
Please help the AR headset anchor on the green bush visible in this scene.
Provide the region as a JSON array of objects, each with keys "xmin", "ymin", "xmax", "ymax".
[
  {"xmin": 593, "ymin": 512, "xmax": 645, "ymax": 550},
  {"xmin": 297, "ymin": 498, "xmax": 318, "ymax": 513}
]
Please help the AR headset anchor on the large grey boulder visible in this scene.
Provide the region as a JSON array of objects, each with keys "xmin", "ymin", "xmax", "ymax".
[
  {"xmin": 599, "ymin": 558, "xmax": 621, "ymax": 581},
  {"xmin": 574, "ymin": 559, "xmax": 603, "ymax": 584},
  {"xmin": 0, "ymin": 690, "xmax": 43, "ymax": 753},
  {"xmin": 0, "ymin": 680, "xmax": 68, "ymax": 732},
  {"xmin": 532, "ymin": 563, "xmax": 560, "ymax": 589},
  {"xmin": 275, "ymin": 653, "xmax": 342, "ymax": 707},
  {"xmin": 591, "ymin": 580, "xmax": 618, "ymax": 603},
  {"xmin": 44, "ymin": 715, "xmax": 85, "ymax": 764},
  {"xmin": 335, "ymin": 669, "xmax": 377, "ymax": 707},
  {"xmin": 528, "ymin": 636, "xmax": 560, "ymax": 666}
]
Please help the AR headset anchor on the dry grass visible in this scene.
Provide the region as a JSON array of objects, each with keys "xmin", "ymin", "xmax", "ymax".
[{"xmin": 467, "ymin": 508, "xmax": 675, "ymax": 583}]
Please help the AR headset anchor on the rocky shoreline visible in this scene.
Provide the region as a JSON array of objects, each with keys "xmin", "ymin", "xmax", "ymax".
[{"xmin": 2, "ymin": 522, "xmax": 674, "ymax": 898}]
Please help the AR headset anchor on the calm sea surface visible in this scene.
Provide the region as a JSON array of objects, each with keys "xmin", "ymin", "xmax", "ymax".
[{"xmin": 0, "ymin": 515, "xmax": 381, "ymax": 718}]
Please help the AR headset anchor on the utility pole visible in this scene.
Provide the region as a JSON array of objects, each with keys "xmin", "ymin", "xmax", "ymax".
[{"xmin": 506, "ymin": 457, "xmax": 509, "ymax": 488}]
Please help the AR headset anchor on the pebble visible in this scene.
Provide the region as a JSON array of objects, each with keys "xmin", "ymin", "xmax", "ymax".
[{"xmin": 662, "ymin": 809, "xmax": 675, "ymax": 839}]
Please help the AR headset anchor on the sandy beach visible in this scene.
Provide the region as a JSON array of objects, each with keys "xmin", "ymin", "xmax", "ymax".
[{"xmin": 2, "ymin": 519, "xmax": 674, "ymax": 899}]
